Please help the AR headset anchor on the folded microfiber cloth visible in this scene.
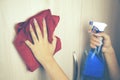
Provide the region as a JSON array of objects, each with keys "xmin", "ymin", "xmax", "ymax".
[{"xmin": 13, "ymin": 9, "xmax": 61, "ymax": 72}]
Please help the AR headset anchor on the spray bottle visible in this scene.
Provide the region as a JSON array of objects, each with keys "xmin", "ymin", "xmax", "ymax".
[{"xmin": 81, "ymin": 21, "xmax": 107, "ymax": 80}]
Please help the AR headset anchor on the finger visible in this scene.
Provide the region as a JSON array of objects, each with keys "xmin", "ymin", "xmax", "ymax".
[
  {"xmin": 25, "ymin": 40, "xmax": 33, "ymax": 49},
  {"xmin": 95, "ymin": 32, "xmax": 110, "ymax": 41},
  {"xmin": 50, "ymin": 36, "xmax": 57, "ymax": 54},
  {"xmin": 90, "ymin": 43, "xmax": 96, "ymax": 49},
  {"xmin": 30, "ymin": 24, "xmax": 38, "ymax": 43},
  {"xmin": 89, "ymin": 31, "xmax": 96, "ymax": 36},
  {"xmin": 43, "ymin": 19, "xmax": 48, "ymax": 40},
  {"xmin": 90, "ymin": 40, "xmax": 100, "ymax": 47},
  {"xmin": 33, "ymin": 18, "xmax": 42, "ymax": 40},
  {"xmin": 88, "ymin": 29, "xmax": 92, "ymax": 33},
  {"xmin": 90, "ymin": 35, "xmax": 100, "ymax": 43},
  {"xmin": 90, "ymin": 37, "xmax": 101, "ymax": 46},
  {"xmin": 101, "ymin": 33, "xmax": 110, "ymax": 41},
  {"xmin": 52, "ymin": 36, "xmax": 57, "ymax": 49}
]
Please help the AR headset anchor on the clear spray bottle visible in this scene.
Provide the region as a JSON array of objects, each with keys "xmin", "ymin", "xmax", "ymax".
[{"xmin": 81, "ymin": 21, "xmax": 107, "ymax": 80}]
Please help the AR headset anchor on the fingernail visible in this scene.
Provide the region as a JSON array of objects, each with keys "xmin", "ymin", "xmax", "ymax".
[
  {"xmin": 43, "ymin": 18, "xmax": 45, "ymax": 23},
  {"xmin": 95, "ymin": 33, "xmax": 101, "ymax": 36},
  {"xmin": 92, "ymin": 46, "xmax": 97, "ymax": 49},
  {"xmin": 88, "ymin": 30, "xmax": 91, "ymax": 33},
  {"xmin": 34, "ymin": 18, "xmax": 37, "ymax": 23},
  {"xmin": 94, "ymin": 46, "xmax": 97, "ymax": 49},
  {"xmin": 25, "ymin": 40, "xmax": 28, "ymax": 44},
  {"xmin": 30, "ymin": 24, "xmax": 32, "ymax": 30},
  {"xmin": 90, "ymin": 32, "xmax": 95, "ymax": 36}
]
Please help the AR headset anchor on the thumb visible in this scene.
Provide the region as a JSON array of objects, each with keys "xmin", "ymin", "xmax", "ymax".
[
  {"xmin": 52, "ymin": 36, "xmax": 57, "ymax": 50},
  {"xmin": 25, "ymin": 40, "xmax": 33, "ymax": 49},
  {"xmin": 95, "ymin": 32, "xmax": 110, "ymax": 41}
]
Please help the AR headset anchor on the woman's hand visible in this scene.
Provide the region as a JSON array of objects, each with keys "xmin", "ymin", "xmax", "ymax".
[
  {"xmin": 25, "ymin": 18, "xmax": 57, "ymax": 63},
  {"xmin": 89, "ymin": 30, "xmax": 113, "ymax": 53},
  {"xmin": 25, "ymin": 19, "xmax": 69, "ymax": 80},
  {"xmin": 89, "ymin": 30, "xmax": 120, "ymax": 80}
]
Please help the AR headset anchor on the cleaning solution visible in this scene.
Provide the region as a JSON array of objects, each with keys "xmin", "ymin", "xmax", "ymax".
[{"xmin": 81, "ymin": 21, "xmax": 107, "ymax": 80}]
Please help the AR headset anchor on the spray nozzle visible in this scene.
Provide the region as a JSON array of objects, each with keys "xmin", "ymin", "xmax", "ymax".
[{"xmin": 89, "ymin": 21, "xmax": 107, "ymax": 32}]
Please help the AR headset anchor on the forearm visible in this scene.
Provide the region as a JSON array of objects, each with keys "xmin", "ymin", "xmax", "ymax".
[
  {"xmin": 40, "ymin": 56, "xmax": 69, "ymax": 80},
  {"xmin": 104, "ymin": 47, "xmax": 120, "ymax": 80}
]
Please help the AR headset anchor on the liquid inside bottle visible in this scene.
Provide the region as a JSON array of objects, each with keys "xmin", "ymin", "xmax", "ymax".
[{"xmin": 81, "ymin": 21, "xmax": 107, "ymax": 80}]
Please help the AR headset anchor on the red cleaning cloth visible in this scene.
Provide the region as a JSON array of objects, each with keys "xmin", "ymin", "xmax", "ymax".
[{"xmin": 13, "ymin": 9, "xmax": 61, "ymax": 72}]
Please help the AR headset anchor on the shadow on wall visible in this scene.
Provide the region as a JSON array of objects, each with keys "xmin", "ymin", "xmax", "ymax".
[
  {"xmin": 82, "ymin": 21, "xmax": 90, "ymax": 51},
  {"xmin": 109, "ymin": 0, "xmax": 120, "ymax": 65},
  {"xmin": 112, "ymin": 10, "xmax": 120, "ymax": 65}
]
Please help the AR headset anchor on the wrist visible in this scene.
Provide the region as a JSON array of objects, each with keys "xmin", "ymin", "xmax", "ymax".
[
  {"xmin": 103, "ymin": 46, "xmax": 115, "ymax": 57},
  {"xmin": 39, "ymin": 56, "xmax": 55, "ymax": 67}
]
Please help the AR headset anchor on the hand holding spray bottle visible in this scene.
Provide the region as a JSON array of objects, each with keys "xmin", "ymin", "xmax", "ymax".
[{"xmin": 81, "ymin": 21, "xmax": 107, "ymax": 80}]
